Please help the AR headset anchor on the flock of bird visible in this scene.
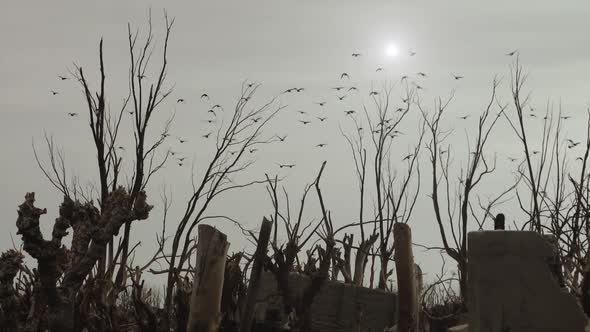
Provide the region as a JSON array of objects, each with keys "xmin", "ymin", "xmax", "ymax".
[{"xmin": 49, "ymin": 48, "xmax": 585, "ymax": 169}]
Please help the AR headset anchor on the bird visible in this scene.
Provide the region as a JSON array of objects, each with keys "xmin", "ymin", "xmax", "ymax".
[
  {"xmin": 409, "ymin": 50, "xmax": 416, "ymax": 56},
  {"xmin": 127, "ymin": 110, "xmax": 134, "ymax": 115},
  {"xmin": 341, "ymin": 73, "xmax": 350, "ymax": 80},
  {"xmin": 402, "ymin": 154, "xmax": 413, "ymax": 161},
  {"xmin": 348, "ymin": 87, "xmax": 358, "ymax": 92},
  {"xmin": 459, "ymin": 115, "xmax": 469, "ymax": 120},
  {"xmin": 316, "ymin": 102, "xmax": 326, "ymax": 106},
  {"xmin": 252, "ymin": 117, "xmax": 262, "ymax": 123},
  {"xmin": 352, "ymin": 53, "xmax": 362, "ymax": 57},
  {"xmin": 203, "ymin": 132, "xmax": 212, "ymax": 138},
  {"xmin": 395, "ymin": 107, "xmax": 404, "ymax": 112},
  {"xmin": 452, "ymin": 74, "xmax": 463, "ymax": 80},
  {"xmin": 278, "ymin": 163, "xmax": 296, "ymax": 168},
  {"xmin": 177, "ymin": 157, "xmax": 186, "ymax": 162},
  {"xmin": 200, "ymin": 94, "xmax": 209, "ymax": 100},
  {"xmin": 532, "ymin": 150, "xmax": 540, "ymax": 155},
  {"xmin": 561, "ymin": 116, "xmax": 572, "ymax": 120},
  {"xmin": 402, "ymin": 98, "xmax": 409, "ymax": 103},
  {"xmin": 417, "ymin": 72, "xmax": 427, "ymax": 77},
  {"xmin": 345, "ymin": 110, "xmax": 356, "ymax": 115},
  {"xmin": 177, "ymin": 98, "xmax": 185, "ymax": 103},
  {"xmin": 58, "ymin": 75, "xmax": 68, "ymax": 80},
  {"xmin": 249, "ymin": 148, "xmax": 258, "ymax": 153},
  {"xmin": 506, "ymin": 50, "xmax": 518, "ymax": 56},
  {"xmin": 208, "ymin": 109, "xmax": 216, "ymax": 116},
  {"xmin": 296, "ymin": 88, "xmax": 305, "ymax": 92},
  {"xmin": 567, "ymin": 139, "xmax": 579, "ymax": 145},
  {"xmin": 298, "ymin": 111, "xmax": 307, "ymax": 115},
  {"xmin": 369, "ymin": 91, "xmax": 378, "ymax": 96},
  {"xmin": 299, "ymin": 120, "xmax": 311, "ymax": 125},
  {"xmin": 413, "ymin": 83, "xmax": 423, "ymax": 90},
  {"xmin": 284, "ymin": 88, "xmax": 295, "ymax": 93},
  {"xmin": 177, "ymin": 137, "xmax": 188, "ymax": 143},
  {"xmin": 211, "ymin": 104, "xmax": 222, "ymax": 109},
  {"xmin": 400, "ymin": 76, "xmax": 408, "ymax": 82},
  {"xmin": 376, "ymin": 67, "xmax": 384, "ymax": 72},
  {"xmin": 332, "ymin": 86, "xmax": 345, "ymax": 91},
  {"xmin": 241, "ymin": 97, "xmax": 251, "ymax": 102},
  {"xmin": 67, "ymin": 112, "xmax": 78, "ymax": 117},
  {"xmin": 316, "ymin": 143, "xmax": 327, "ymax": 148},
  {"xmin": 576, "ymin": 157, "xmax": 584, "ymax": 161},
  {"xmin": 493, "ymin": 213, "xmax": 505, "ymax": 230},
  {"xmin": 529, "ymin": 114, "xmax": 537, "ymax": 118},
  {"xmin": 50, "ymin": 90, "xmax": 59, "ymax": 95},
  {"xmin": 204, "ymin": 119, "xmax": 216, "ymax": 124},
  {"xmin": 317, "ymin": 117, "xmax": 327, "ymax": 122},
  {"xmin": 116, "ymin": 146, "xmax": 125, "ymax": 151},
  {"xmin": 247, "ymin": 83, "xmax": 255, "ymax": 88},
  {"xmin": 337, "ymin": 95, "xmax": 347, "ymax": 100},
  {"xmin": 276, "ymin": 135, "xmax": 287, "ymax": 142},
  {"xmin": 508, "ymin": 157, "xmax": 517, "ymax": 162},
  {"xmin": 161, "ymin": 133, "xmax": 171, "ymax": 138}
]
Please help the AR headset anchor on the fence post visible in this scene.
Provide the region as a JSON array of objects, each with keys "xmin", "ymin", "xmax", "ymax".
[{"xmin": 187, "ymin": 224, "xmax": 230, "ymax": 332}]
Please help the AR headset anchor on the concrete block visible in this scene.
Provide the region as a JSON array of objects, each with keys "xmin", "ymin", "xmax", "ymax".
[{"xmin": 467, "ymin": 231, "xmax": 586, "ymax": 332}]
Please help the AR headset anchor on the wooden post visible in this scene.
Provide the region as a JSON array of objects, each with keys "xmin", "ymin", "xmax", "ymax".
[
  {"xmin": 240, "ymin": 217, "xmax": 273, "ymax": 332},
  {"xmin": 187, "ymin": 224, "xmax": 230, "ymax": 332},
  {"xmin": 393, "ymin": 222, "xmax": 416, "ymax": 332},
  {"xmin": 414, "ymin": 264, "xmax": 423, "ymax": 332}
]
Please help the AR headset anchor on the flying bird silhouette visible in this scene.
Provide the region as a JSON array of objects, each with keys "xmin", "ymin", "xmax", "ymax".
[
  {"xmin": 316, "ymin": 143, "xmax": 327, "ymax": 148},
  {"xmin": 200, "ymin": 94, "xmax": 209, "ymax": 100},
  {"xmin": 177, "ymin": 98, "xmax": 185, "ymax": 103},
  {"xmin": 211, "ymin": 104, "xmax": 222, "ymax": 109},
  {"xmin": 506, "ymin": 50, "xmax": 518, "ymax": 56},
  {"xmin": 316, "ymin": 102, "xmax": 326, "ymax": 106},
  {"xmin": 278, "ymin": 163, "xmax": 295, "ymax": 168},
  {"xmin": 409, "ymin": 50, "xmax": 416, "ymax": 56},
  {"xmin": 177, "ymin": 137, "xmax": 188, "ymax": 143},
  {"xmin": 369, "ymin": 91, "xmax": 378, "ymax": 96},
  {"xmin": 203, "ymin": 132, "xmax": 212, "ymax": 138},
  {"xmin": 376, "ymin": 67, "xmax": 384, "ymax": 72},
  {"xmin": 296, "ymin": 88, "xmax": 304, "ymax": 92},
  {"xmin": 275, "ymin": 135, "xmax": 287, "ymax": 142},
  {"xmin": 459, "ymin": 115, "xmax": 470, "ymax": 120},
  {"xmin": 337, "ymin": 95, "xmax": 347, "ymax": 100},
  {"xmin": 417, "ymin": 72, "xmax": 427, "ymax": 77},
  {"xmin": 50, "ymin": 90, "xmax": 59, "ymax": 95},
  {"xmin": 345, "ymin": 110, "xmax": 356, "ymax": 115},
  {"xmin": 317, "ymin": 117, "xmax": 327, "ymax": 122},
  {"xmin": 332, "ymin": 86, "xmax": 345, "ymax": 91},
  {"xmin": 67, "ymin": 112, "xmax": 78, "ymax": 117},
  {"xmin": 340, "ymin": 73, "xmax": 350, "ymax": 80},
  {"xmin": 58, "ymin": 75, "xmax": 68, "ymax": 80},
  {"xmin": 208, "ymin": 109, "xmax": 216, "ymax": 116},
  {"xmin": 299, "ymin": 120, "xmax": 311, "ymax": 125},
  {"xmin": 347, "ymin": 87, "xmax": 358, "ymax": 92},
  {"xmin": 298, "ymin": 111, "xmax": 307, "ymax": 115},
  {"xmin": 352, "ymin": 53, "xmax": 362, "ymax": 57},
  {"xmin": 402, "ymin": 154, "xmax": 414, "ymax": 161},
  {"xmin": 452, "ymin": 74, "xmax": 463, "ymax": 80},
  {"xmin": 249, "ymin": 148, "xmax": 258, "ymax": 153}
]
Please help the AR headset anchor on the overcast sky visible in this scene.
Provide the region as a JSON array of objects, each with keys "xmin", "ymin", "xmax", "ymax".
[{"xmin": 2, "ymin": 0, "xmax": 590, "ymax": 287}]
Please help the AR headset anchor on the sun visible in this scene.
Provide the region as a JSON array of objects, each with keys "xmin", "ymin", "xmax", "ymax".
[{"xmin": 385, "ymin": 43, "xmax": 400, "ymax": 57}]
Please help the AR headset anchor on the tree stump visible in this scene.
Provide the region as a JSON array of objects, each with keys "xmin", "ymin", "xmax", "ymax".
[
  {"xmin": 187, "ymin": 224, "xmax": 230, "ymax": 332},
  {"xmin": 393, "ymin": 222, "xmax": 416, "ymax": 332}
]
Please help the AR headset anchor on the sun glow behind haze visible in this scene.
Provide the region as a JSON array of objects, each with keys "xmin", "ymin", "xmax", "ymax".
[{"xmin": 385, "ymin": 43, "xmax": 400, "ymax": 57}]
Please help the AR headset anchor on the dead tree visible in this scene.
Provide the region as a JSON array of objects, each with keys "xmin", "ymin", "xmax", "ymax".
[
  {"xmin": 420, "ymin": 78, "xmax": 515, "ymax": 305},
  {"xmin": 187, "ymin": 225, "xmax": 230, "ymax": 332},
  {"xmin": 341, "ymin": 80, "xmax": 423, "ymax": 289},
  {"xmin": 264, "ymin": 161, "xmax": 335, "ymax": 331},
  {"xmin": 15, "ymin": 188, "xmax": 152, "ymax": 332},
  {"xmin": 240, "ymin": 217, "xmax": 273, "ymax": 332},
  {"xmin": 160, "ymin": 83, "xmax": 283, "ymax": 323}
]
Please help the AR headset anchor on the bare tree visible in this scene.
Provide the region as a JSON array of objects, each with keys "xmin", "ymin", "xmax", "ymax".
[{"xmin": 420, "ymin": 78, "xmax": 513, "ymax": 304}]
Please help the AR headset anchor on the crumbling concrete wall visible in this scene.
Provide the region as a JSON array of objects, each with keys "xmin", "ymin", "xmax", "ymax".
[
  {"xmin": 255, "ymin": 271, "xmax": 397, "ymax": 332},
  {"xmin": 467, "ymin": 231, "xmax": 587, "ymax": 332}
]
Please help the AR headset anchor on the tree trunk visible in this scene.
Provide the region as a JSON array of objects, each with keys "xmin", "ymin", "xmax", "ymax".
[
  {"xmin": 240, "ymin": 217, "xmax": 272, "ymax": 332},
  {"xmin": 394, "ymin": 223, "xmax": 417, "ymax": 332},
  {"xmin": 187, "ymin": 225, "xmax": 230, "ymax": 332}
]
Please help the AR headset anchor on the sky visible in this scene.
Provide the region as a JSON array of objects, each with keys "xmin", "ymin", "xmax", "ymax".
[{"xmin": 1, "ymin": 0, "xmax": 590, "ymax": 288}]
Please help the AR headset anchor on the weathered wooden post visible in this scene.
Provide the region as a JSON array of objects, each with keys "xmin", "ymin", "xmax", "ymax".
[
  {"xmin": 493, "ymin": 213, "xmax": 505, "ymax": 230},
  {"xmin": 187, "ymin": 224, "xmax": 230, "ymax": 332},
  {"xmin": 393, "ymin": 222, "xmax": 416, "ymax": 332},
  {"xmin": 240, "ymin": 217, "xmax": 273, "ymax": 332}
]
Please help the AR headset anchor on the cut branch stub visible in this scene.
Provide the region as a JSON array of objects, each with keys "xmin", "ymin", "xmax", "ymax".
[{"xmin": 187, "ymin": 224, "xmax": 230, "ymax": 332}]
